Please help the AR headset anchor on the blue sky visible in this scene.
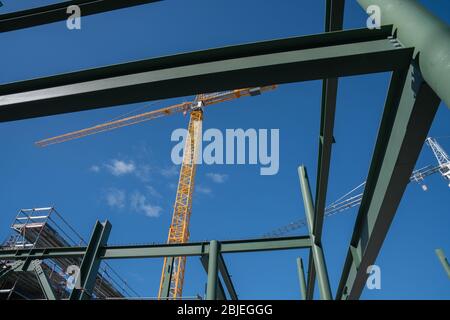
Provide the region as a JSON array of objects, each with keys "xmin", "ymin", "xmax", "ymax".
[{"xmin": 0, "ymin": 0, "xmax": 449, "ymax": 299}]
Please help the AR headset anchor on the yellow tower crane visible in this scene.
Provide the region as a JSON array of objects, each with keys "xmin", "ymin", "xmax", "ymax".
[{"xmin": 35, "ymin": 85, "xmax": 277, "ymax": 299}]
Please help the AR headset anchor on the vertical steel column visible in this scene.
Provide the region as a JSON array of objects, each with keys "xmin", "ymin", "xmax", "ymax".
[
  {"xmin": 308, "ymin": 0, "xmax": 345, "ymax": 299},
  {"xmin": 435, "ymin": 249, "xmax": 450, "ymax": 279},
  {"xmin": 200, "ymin": 256, "xmax": 227, "ymax": 300},
  {"xmin": 296, "ymin": 257, "xmax": 307, "ymax": 300},
  {"xmin": 70, "ymin": 220, "xmax": 111, "ymax": 300},
  {"xmin": 159, "ymin": 256, "xmax": 175, "ymax": 299},
  {"xmin": 206, "ymin": 240, "xmax": 220, "ymax": 300},
  {"xmin": 298, "ymin": 166, "xmax": 332, "ymax": 300}
]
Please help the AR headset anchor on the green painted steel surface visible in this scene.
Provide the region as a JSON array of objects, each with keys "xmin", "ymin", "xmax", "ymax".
[
  {"xmin": 298, "ymin": 166, "xmax": 333, "ymax": 300},
  {"xmin": 358, "ymin": 0, "xmax": 450, "ymax": 107},
  {"xmin": 0, "ymin": 27, "xmax": 412, "ymax": 122},
  {"xmin": 337, "ymin": 64, "xmax": 440, "ymax": 299},
  {"xmin": 206, "ymin": 240, "xmax": 219, "ymax": 300}
]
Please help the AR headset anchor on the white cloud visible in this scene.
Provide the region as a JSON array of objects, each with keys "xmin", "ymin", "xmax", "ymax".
[
  {"xmin": 206, "ymin": 173, "xmax": 228, "ymax": 184},
  {"xmin": 130, "ymin": 191, "xmax": 162, "ymax": 218},
  {"xmin": 160, "ymin": 166, "xmax": 179, "ymax": 178},
  {"xmin": 196, "ymin": 186, "xmax": 212, "ymax": 195},
  {"xmin": 90, "ymin": 165, "xmax": 100, "ymax": 173},
  {"xmin": 106, "ymin": 159, "xmax": 136, "ymax": 176},
  {"xmin": 146, "ymin": 185, "xmax": 162, "ymax": 198},
  {"xmin": 135, "ymin": 164, "xmax": 152, "ymax": 182},
  {"xmin": 105, "ymin": 188, "xmax": 126, "ymax": 209}
]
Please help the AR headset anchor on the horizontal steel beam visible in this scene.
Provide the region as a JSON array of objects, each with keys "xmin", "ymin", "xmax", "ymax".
[
  {"xmin": 0, "ymin": 246, "xmax": 86, "ymax": 260},
  {"xmin": 0, "ymin": 0, "xmax": 162, "ymax": 33},
  {"xmin": 0, "ymin": 235, "xmax": 311, "ymax": 261},
  {"xmin": 0, "ymin": 26, "xmax": 413, "ymax": 122}
]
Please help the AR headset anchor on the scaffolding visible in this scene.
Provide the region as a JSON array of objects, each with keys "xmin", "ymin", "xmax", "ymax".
[{"xmin": 0, "ymin": 207, "xmax": 138, "ymax": 300}]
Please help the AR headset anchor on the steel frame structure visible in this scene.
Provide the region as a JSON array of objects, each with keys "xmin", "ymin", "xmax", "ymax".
[
  {"xmin": 0, "ymin": 224, "xmax": 311, "ymax": 300},
  {"xmin": 0, "ymin": 0, "xmax": 449, "ymax": 299}
]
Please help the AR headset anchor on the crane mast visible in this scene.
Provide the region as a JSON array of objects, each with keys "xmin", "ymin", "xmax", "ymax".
[
  {"xmin": 157, "ymin": 87, "xmax": 276, "ymax": 299},
  {"xmin": 426, "ymin": 137, "xmax": 450, "ymax": 185},
  {"xmin": 158, "ymin": 109, "xmax": 203, "ymax": 299},
  {"xmin": 34, "ymin": 84, "xmax": 277, "ymax": 299}
]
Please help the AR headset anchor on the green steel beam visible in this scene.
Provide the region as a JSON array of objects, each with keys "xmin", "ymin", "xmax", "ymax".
[
  {"xmin": 200, "ymin": 256, "xmax": 227, "ymax": 300},
  {"xmin": 305, "ymin": 251, "xmax": 315, "ymax": 300},
  {"xmin": 0, "ymin": 247, "xmax": 86, "ymax": 260},
  {"xmin": 218, "ymin": 254, "xmax": 238, "ymax": 300},
  {"xmin": 201, "ymin": 254, "xmax": 238, "ymax": 300},
  {"xmin": 306, "ymin": 0, "xmax": 345, "ymax": 298},
  {"xmin": 159, "ymin": 256, "xmax": 174, "ymax": 299},
  {"xmin": 0, "ymin": 235, "xmax": 311, "ymax": 261},
  {"xmin": 336, "ymin": 62, "xmax": 441, "ymax": 300},
  {"xmin": 102, "ymin": 236, "xmax": 312, "ymax": 259},
  {"xmin": 206, "ymin": 240, "xmax": 220, "ymax": 300},
  {"xmin": 435, "ymin": 249, "xmax": 450, "ymax": 279},
  {"xmin": 0, "ymin": 260, "xmax": 56, "ymax": 300},
  {"xmin": 0, "ymin": 26, "xmax": 413, "ymax": 122},
  {"xmin": 0, "ymin": 0, "xmax": 162, "ymax": 33},
  {"xmin": 325, "ymin": 0, "xmax": 345, "ymax": 32},
  {"xmin": 32, "ymin": 260, "xmax": 56, "ymax": 300},
  {"xmin": 70, "ymin": 220, "xmax": 111, "ymax": 300},
  {"xmin": 218, "ymin": 236, "xmax": 311, "ymax": 254},
  {"xmin": 316, "ymin": 0, "xmax": 345, "ymax": 246},
  {"xmin": 296, "ymin": 257, "xmax": 307, "ymax": 300},
  {"xmin": 298, "ymin": 166, "xmax": 332, "ymax": 300},
  {"xmin": 357, "ymin": 0, "xmax": 450, "ymax": 108}
]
